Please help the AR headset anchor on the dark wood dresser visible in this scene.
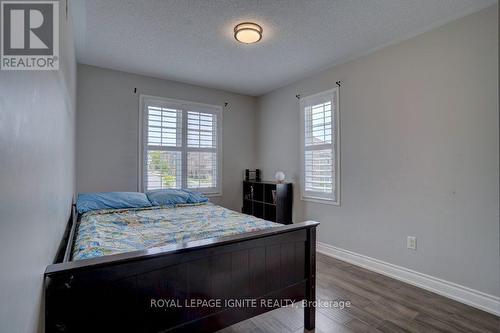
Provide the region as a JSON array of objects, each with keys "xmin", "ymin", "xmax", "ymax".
[{"xmin": 242, "ymin": 180, "xmax": 293, "ymax": 224}]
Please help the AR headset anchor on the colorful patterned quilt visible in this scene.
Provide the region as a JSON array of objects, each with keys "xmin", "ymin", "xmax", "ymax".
[{"xmin": 72, "ymin": 203, "xmax": 281, "ymax": 261}]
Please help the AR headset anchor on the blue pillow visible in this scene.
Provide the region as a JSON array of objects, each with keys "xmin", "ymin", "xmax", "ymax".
[
  {"xmin": 183, "ymin": 189, "xmax": 209, "ymax": 204},
  {"xmin": 146, "ymin": 189, "xmax": 190, "ymax": 206},
  {"xmin": 76, "ymin": 192, "xmax": 152, "ymax": 214}
]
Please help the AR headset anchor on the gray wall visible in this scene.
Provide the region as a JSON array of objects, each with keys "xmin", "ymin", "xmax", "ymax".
[
  {"xmin": 256, "ymin": 6, "xmax": 499, "ymax": 296},
  {"xmin": 76, "ymin": 65, "xmax": 257, "ymax": 211},
  {"xmin": 0, "ymin": 1, "xmax": 77, "ymax": 332}
]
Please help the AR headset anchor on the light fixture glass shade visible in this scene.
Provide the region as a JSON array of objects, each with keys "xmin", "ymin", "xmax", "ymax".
[{"xmin": 234, "ymin": 22, "xmax": 262, "ymax": 44}]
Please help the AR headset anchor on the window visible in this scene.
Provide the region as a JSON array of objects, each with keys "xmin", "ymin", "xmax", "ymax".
[
  {"xmin": 140, "ymin": 95, "xmax": 222, "ymax": 195},
  {"xmin": 300, "ymin": 88, "xmax": 340, "ymax": 205}
]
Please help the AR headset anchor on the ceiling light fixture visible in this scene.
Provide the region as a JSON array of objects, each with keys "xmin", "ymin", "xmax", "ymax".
[{"xmin": 234, "ymin": 22, "xmax": 263, "ymax": 44}]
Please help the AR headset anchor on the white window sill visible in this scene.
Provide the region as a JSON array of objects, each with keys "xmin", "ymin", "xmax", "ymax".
[
  {"xmin": 203, "ymin": 192, "xmax": 222, "ymax": 198},
  {"xmin": 301, "ymin": 196, "xmax": 339, "ymax": 206}
]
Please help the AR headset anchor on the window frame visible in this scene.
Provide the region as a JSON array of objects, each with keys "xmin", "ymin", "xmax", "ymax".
[
  {"xmin": 139, "ymin": 94, "xmax": 223, "ymax": 196},
  {"xmin": 299, "ymin": 87, "xmax": 340, "ymax": 205}
]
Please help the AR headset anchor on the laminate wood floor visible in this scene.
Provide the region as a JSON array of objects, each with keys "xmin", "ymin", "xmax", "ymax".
[{"xmin": 218, "ymin": 253, "xmax": 499, "ymax": 333}]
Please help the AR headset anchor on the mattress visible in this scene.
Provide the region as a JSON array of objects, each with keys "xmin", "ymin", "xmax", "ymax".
[{"xmin": 72, "ymin": 203, "xmax": 281, "ymax": 261}]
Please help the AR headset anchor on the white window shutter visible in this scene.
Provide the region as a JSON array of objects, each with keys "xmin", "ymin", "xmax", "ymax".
[
  {"xmin": 300, "ymin": 88, "xmax": 340, "ymax": 205},
  {"xmin": 186, "ymin": 111, "xmax": 218, "ymax": 190},
  {"xmin": 141, "ymin": 96, "xmax": 222, "ymax": 195}
]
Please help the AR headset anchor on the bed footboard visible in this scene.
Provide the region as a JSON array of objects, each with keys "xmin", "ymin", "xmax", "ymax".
[{"xmin": 45, "ymin": 221, "xmax": 319, "ymax": 333}]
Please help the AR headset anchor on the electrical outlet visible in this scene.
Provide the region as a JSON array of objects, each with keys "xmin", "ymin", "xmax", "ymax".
[{"xmin": 407, "ymin": 236, "xmax": 417, "ymax": 250}]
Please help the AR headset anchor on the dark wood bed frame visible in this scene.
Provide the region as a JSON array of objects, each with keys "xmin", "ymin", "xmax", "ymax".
[{"xmin": 45, "ymin": 205, "xmax": 319, "ymax": 332}]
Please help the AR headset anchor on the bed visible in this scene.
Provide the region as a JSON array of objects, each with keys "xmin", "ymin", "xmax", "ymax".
[{"xmin": 45, "ymin": 201, "xmax": 319, "ymax": 332}]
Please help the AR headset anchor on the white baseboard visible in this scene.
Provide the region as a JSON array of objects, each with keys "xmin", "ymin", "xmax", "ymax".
[{"xmin": 317, "ymin": 242, "xmax": 500, "ymax": 316}]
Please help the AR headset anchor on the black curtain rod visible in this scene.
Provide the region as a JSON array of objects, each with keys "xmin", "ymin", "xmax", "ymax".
[{"xmin": 296, "ymin": 80, "xmax": 343, "ymax": 99}]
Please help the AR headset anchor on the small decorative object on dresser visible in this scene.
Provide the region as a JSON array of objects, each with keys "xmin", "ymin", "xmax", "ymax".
[
  {"xmin": 245, "ymin": 169, "xmax": 261, "ymax": 182},
  {"xmin": 275, "ymin": 171, "xmax": 286, "ymax": 183},
  {"xmin": 242, "ymin": 180, "xmax": 293, "ymax": 224}
]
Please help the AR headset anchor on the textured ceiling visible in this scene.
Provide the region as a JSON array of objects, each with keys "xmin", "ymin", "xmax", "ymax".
[{"xmin": 71, "ymin": 0, "xmax": 495, "ymax": 96}]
